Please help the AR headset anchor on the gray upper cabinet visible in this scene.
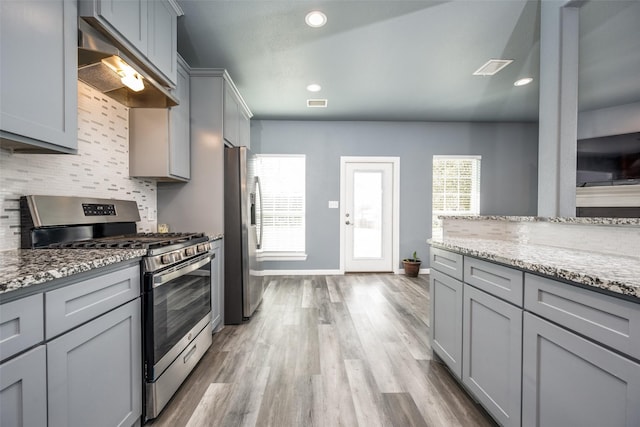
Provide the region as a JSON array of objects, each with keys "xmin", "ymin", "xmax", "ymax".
[
  {"xmin": 223, "ymin": 79, "xmax": 251, "ymax": 147},
  {"xmin": 223, "ymin": 81, "xmax": 241, "ymax": 146},
  {"xmin": 463, "ymin": 284, "xmax": 522, "ymax": 427},
  {"xmin": 429, "ymin": 269, "xmax": 463, "ymax": 379},
  {"xmin": 48, "ymin": 299, "xmax": 142, "ymax": 427},
  {"xmin": 91, "ymin": 0, "xmax": 148, "ymax": 54},
  {"xmin": 522, "ymin": 312, "xmax": 640, "ymax": 427},
  {"xmin": 130, "ymin": 56, "xmax": 190, "ymax": 181},
  {"xmin": 0, "ymin": 346, "xmax": 47, "ymax": 427},
  {"xmin": 0, "ymin": 0, "xmax": 78, "ymax": 154},
  {"xmin": 147, "ymin": 0, "xmax": 178, "ymax": 86},
  {"xmin": 79, "ymin": 0, "xmax": 181, "ymax": 87}
]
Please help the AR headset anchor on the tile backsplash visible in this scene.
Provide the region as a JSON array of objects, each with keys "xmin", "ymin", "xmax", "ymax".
[{"xmin": 0, "ymin": 82, "xmax": 157, "ymax": 251}]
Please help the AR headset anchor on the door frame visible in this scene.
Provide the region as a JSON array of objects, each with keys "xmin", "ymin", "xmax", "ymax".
[{"xmin": 339, "ymin": 156, "xmax": 400, "ymax": 274}]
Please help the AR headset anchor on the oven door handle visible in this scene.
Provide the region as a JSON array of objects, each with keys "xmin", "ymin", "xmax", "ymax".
[{"xmin": 153, "ymin": 253, "xmax": 214, "ymax": 288}]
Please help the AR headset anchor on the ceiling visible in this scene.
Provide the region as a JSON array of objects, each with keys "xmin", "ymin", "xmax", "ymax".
[{"xmin": 176, "ymin": 0, "xmax": 640, "ymax": 122}]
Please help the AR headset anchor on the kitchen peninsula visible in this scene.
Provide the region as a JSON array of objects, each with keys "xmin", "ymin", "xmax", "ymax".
[{"xmin": 428, "ymin": 216, "xmax": 640, "ymax": 427}]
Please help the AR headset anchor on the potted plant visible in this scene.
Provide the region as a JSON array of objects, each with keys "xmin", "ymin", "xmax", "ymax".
[{"xmin": 402, "ymin": 251, "xmax": 421, "ymax": 277}]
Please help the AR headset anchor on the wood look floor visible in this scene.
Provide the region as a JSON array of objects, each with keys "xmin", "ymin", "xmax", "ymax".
[{"xmin": 148, "ymin": 274, "xmax": 496, "ymax": 427}]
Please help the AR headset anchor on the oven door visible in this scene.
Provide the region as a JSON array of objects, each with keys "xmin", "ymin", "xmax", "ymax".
[{"xmin": 144, "ymin": 252, "xmax": 213, "ymax": 381}]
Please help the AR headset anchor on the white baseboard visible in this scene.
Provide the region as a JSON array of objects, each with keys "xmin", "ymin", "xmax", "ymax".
[
  {"xmin": 398, "ymin": 268, "xmax": 431, "ymax": 275},
  {"xmin": 261, "ymin": 269, "xmax": 343, "ymax": 276}
]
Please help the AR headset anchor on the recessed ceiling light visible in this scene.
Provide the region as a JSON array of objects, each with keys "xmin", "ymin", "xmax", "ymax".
[
  {"xmin": 305, "ymin": 11, "xmax": 327, "ymax": 28},
  {"xmin": 472, "ymin": 59, "xmax": 513, "ymax": 76},
  {"xmin": 307, "ymin": 99, "xmax": 327, "ymax": 108},
  {"xmin": 306, "ymin": 83, "xmax": 322, "ymax": 92},
  {"xmin": 514, "ymin": 77, "xmax": 533, "ymax": 87}
]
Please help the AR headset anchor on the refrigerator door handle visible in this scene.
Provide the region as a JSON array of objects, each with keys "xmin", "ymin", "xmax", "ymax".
[{"xmin": 255, "ymin": 176, "xmax": 263, "ymax": 249}]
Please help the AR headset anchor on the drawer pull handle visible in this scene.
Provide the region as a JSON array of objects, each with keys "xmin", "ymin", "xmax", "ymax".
[{"xmin": 183, "ymin": 344, "xmax": 197, "ymax": 364}]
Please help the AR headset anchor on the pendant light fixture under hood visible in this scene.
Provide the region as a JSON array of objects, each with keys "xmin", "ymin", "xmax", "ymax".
[{"xmin": 77, "ymin": 20, "xmax": 178, "ymax": 108}]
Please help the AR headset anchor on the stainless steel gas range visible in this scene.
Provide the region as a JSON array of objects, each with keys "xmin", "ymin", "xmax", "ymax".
[{"xmin": 20, "ymin": 195, "xmax": 214, "ymax": 421}]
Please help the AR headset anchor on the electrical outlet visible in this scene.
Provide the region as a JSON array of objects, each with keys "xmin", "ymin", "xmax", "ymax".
[{"xmin": 328, "ymin": 201, "xmax": 339, "ymax": 209}]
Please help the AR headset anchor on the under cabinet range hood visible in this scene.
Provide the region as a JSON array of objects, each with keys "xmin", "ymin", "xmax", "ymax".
[{"xmin": 78, "ymin": 20, "xmax": 178, "ymax": 108}]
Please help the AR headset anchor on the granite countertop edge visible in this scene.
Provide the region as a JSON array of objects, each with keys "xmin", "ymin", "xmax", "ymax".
[
  {"xmin": 429, "ymin": 239, "xmax": 640, "ymax": 300},
  {"xmin": 438, "ymin": 215, "xmax": 640, "ymax": 226},
  {"xmin": 0, "ymin": 249, "xmax": 148, "ymax": 296}
]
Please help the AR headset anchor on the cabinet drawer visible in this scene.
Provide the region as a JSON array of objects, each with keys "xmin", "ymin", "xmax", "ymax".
[
  {"xmin": 0, "ymin": 294, "xmax": 44, "ymax": 362},
  {"xmin": 524, "ymin": 273, "xmax": 640, "ymax": 361},
  {"xmin": 430, "ymin": 247, "xmax": 463, "ymax": 281},
  {"xmin": 46, "ymin": 264, "xmax": 140, "ymax": 339},
  {"xmin": 464, "ymin": 257, "xmax": 523, "ymax": 307}
]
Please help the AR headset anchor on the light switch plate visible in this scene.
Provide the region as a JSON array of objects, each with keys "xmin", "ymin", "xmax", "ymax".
[{"xmin": 328, "ymin": 201, "xmax": 339, "ymax": 209}]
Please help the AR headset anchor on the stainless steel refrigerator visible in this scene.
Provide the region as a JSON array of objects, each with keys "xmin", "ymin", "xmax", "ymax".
[{"xmin": 224, "ymin": 146, "xmax": 264, "ymax": 323}]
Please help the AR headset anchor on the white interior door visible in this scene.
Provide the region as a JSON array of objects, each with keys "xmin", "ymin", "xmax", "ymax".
[{"xmin": 341, "ymin": 158, "xmax": 398, "ymax": 272}]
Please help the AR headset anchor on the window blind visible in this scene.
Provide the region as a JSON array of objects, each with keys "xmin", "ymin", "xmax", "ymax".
[
  {"xmin": 256, "ymin": 155, "xmax": 306, "ymax": 253},
  {"xmin": 431, "ymin": 156, "xmax": 481, "ymax": 239}
]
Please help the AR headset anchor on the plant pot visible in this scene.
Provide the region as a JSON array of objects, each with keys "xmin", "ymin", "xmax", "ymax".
[{"xmin": 403, "ymin": 260, "xmax": 421, "ymax": 277}]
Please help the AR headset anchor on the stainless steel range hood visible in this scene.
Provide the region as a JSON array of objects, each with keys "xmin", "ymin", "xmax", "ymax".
[{"xmin": 78, "ymin": 20, "xmax": 178, "ymax": 108}]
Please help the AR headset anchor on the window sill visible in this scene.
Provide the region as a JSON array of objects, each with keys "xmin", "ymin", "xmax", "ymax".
[{"xmin": 257, "ymin": 252, "xmax": 308, "ymax": 262}]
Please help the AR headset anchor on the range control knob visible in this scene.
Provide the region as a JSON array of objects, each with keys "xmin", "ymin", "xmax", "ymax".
[
  {"xmin": 197, "ymin": 244, "xmax": 205, "ymax": 253},
  {"xmin": 184, "ymin": 247, "xmax": 196, "ymax": 257},
  {"xmin": 161, "ymin": 254, "xmax": 173, "ymax": 264}
]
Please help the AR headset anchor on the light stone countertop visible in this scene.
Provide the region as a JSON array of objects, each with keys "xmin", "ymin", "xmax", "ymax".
[
  {"xmin": 0, "ymin": 248, "xmax": 147, "ymax": 296},
  {"xmin": 429, "ymin": 237, "xmax": 640, "ymax": 301},
  {"xmin": 439, "ymin": 215, "xmax": 640, "ymax": 226}
]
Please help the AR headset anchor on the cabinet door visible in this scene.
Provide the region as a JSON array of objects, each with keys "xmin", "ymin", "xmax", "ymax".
[
  {"xmin": 211, "ymin": 240, "xmax": 223, "ymax": 331},
  {"xmin": 0, "ymin": 0, "xmax": 77, "ymax": 152},
  {"xmin": 522, "ymin": 312, "xmax": 640, "ymax": 427},
  {"xmin": 0, "ymin": 346, "xmax": 47, "ymax": 427},
  {"xmin": 147, "ymin": 0, "xmax": 177, "ymax": 85},
  {"xmin": 48, "ymin": 299, "xmax": 142, "ymax": 427},
  {"xmin": 463, "ymin": 284, "xmax": 522, "ymax": 427},
  {"xmin": 223, "ymin": 82, "xmax": 240, "ymax": 146},
  {"xmin": 169, "ymin": 59, "xmax": 191, "ymax": 180},
  {"xmin": 95, "ymin": 0, "xmax": 148, "ymax": 56},
  {"xmin": 429, "ymin": 269, "xmax": 463, "ymax": 378}
]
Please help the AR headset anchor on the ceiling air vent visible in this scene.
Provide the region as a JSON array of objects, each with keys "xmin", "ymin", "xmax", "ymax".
[
  {"xmin": 472, "ymin": 59, "xmax": 513, "ymax": 76},
  {"xmin": 307, "ymin": 99, "xmax": 328, "ymax": 108}
]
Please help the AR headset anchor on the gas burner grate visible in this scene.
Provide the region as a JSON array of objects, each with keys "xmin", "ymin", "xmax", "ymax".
[{"xmin": 47, "ymin": 232, "xmax": 207, "ymax": 250}]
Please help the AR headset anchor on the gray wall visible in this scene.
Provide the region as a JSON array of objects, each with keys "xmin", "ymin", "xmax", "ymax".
[{"xmin": 251, "ymin": 120, "xmax": 539, "ymax": 271}]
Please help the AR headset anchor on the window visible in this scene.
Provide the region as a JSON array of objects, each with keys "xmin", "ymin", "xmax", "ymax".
[
  {"xmin": 432, "ymin": 156, "xmax": 481, "ymax": 239},
  {"xmin": 256, "ymin": 154, "xmax": 306, "ymax": 259}
]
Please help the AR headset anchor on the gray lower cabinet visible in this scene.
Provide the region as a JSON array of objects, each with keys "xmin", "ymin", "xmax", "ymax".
[
  {"xmin": 48, "ymin": 298, "xmax": 142, "ymax": 427},
  {"xmin": 429, "ymin": 269, "xmax": 463, "ymax": 379},
  {"xmin": 463, "ymin": 284, "xmax": 522, "ymax": 427},
  {"xmin": 0, "ymin": 0, "xmax": 78, "ymax": 153},
  {"xmin": 522, "ymin": 312, "xmax": 640, "ymax": 427},
  {"xmin": 211, "ymin": 239, "xmax": 224, "ymax": 331},
  {"xmin": 0, "ymin": 346, "xmax": 47, "ymax": 427}
]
